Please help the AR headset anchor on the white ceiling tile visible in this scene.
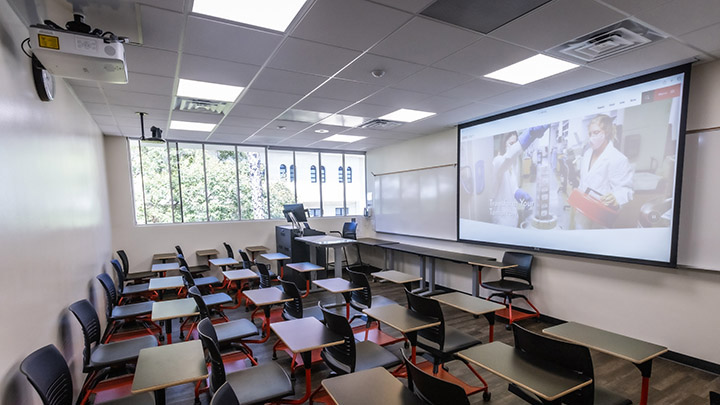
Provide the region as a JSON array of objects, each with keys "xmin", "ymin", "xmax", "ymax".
[
  {"xmin": 339, "ymin": 103, "xmax": 395, "ymax": 118},
  {"xmin": 115, "ymin": 116, "xmax": 166, "ymax": 129},
  {"xmin": 438, "ymin": 102, "xmax": 504, "ymax": 125},
  {"xmin": 599, "ymin": 0, "xmax": 673, "ymax": 16},
  {"xmin": 267, "ymin": 37, "xmax": 362, "ymax": 76},
  {"xmin": 104, "ymin": 89, "xmax": 172, "ymax": 109},
  {"xmin": 178, "ymin": 54, "xmax": 259, "ymax": 87},
  {"xmin": 209, "ymin": 133, "xmax": 252, "ymax": 144},
  {"xmin": 680, "ymin": 23, "xmax": 720, "ymax": 54},
  {"xmin": 632, "ymin": 0, "xmax": 720, "ymax": 36},
  {"xmin": 337, "ymin": 53, "xmax": 425, "ymax": 85},
  {"xmin": 239, "ymin": 89, "xmax": 303, "ymax": 109},
  {"xmin": 243, "ymin": 136, "xmax": 283, "ymax": 145},
  {"xmin": 480, "ymin": 86, "xmax": 557, "ymax": 109},
  {"xmin": 102, "ymin": 72, "xmax": 175, "ymax": 96},
  {"xmin": 588, "ymin": 39, "xmax": 700, "ymax": 76},
  {"xmin": 139, "ymin": 5, "xmax": 184, "ymax": 51},
  {"xmin": 530, "ymin": 67, "xmax": 616, "ymax": 96},
  {"xmin": 311, "ymin": 79, "xmax": 384, "ymax": 102},
  {"xmin": 440, "ymin": 78, "xmax": 514, "ymax": 101},
  {"xmin": 293, "ymin": 96, "xmax": 354, "ymax": 114},
  {"xmin": 309, "ymin": 140, "xmax": 344, "ymax": 149},
  {"xmin": 391, "ymin": 67, "xmax": 474, "ymax": 95},
  {"xmin": 489, "ymin": 0, "xmax": 625, "ymax": 51},
  {"xmin": 64, "ymin": 78, "xmax": 97, "ymax": 88},
  {"xmin": 124, "ymin": 45, "xmax": 178, "ymax": 77},
  {"xmin": 170, "ymin": 111, "xmax": 222, "ymax": 124},
  {"xmin": 135, "ymin": 0, "xmax": 185, "ymax": 13},
  {"xmin": 73, "ymin": 86, "xmax": 107, "ymax": 104},
  {"xmin": 268, "ymin": 120, "xmax": 313, "ymax": 131},
  {"xmin": 109, "ymin": 105, "xmax": 170, "ymax": 119},
  {"xmin": 370, "ymin": 17, "xmax": 482, "ymax": 65},
  {"xmin": 221, "ymin": 116, "xmax": 272, "ymax": 129},
  {"xmin": 403, "ymin": 95, "xmax": 472, "ymax": 114},
  {"xmin": 183, "ymin": 16, "xmax": 283, "ymax": 65},
  {"xmin": 166, "ymin": 130, "xmax": 215, "ymax": 141},
  {"xmin": 291, "ymin": 0, "xmax": 412, "ymax": 51},
  {"xmin": 91, "ymin": 115, "xmax": 119, "ymax": 126},
  {"xmin": 362, "ymin": 87, "xmax": 431, "ymax": 107},
  {"xmin": 370, "ymin": 0, "xmax": 436, "ymax": 13},
  {"xmin": 99, "ymin": 125, "xmax": 123, "ymax": 136},
  {"xmin": 228, "ymin": 104, "xmax": 285, "ymax": 120},
  {"xmin": 254, "ymin": 128, "xmax": 295, "ymax": 138},
  {"xmin": 432, "ymin": 37, "xmax": 537, "ymax": 77},
  {"xmin": 213, "ymin": 123, "xmax": 261, "ymax": 135},
  {"xmin": 277, "ymin": 138, "xmax": 316, "ymax": 147},
  {"xmin": 251, "ymin": 68, "xmax": 328, "ymax": 96}
]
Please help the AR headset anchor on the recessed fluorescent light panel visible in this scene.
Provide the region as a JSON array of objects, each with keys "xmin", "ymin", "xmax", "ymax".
[
  {"xmin": 324, "ymin": 134, "xmax": 366, "ymax": 143},
  {"xmin": 177, "ymin": 79, "xmax": 244, "ymax": 102},
  {"xmin": 484, "ymin": 54, "xmax": 579, "ymax": 85},
  {"xmin": 380, "ymin": 108, "xmax": 436, "ymax": 123},
  {"xmin": 170, "ymin": 120, "xmax": 216, "ymax": 132},
  {"xmin": 192, "ymin": 0, "xmax": 308, "ymax": 32}
]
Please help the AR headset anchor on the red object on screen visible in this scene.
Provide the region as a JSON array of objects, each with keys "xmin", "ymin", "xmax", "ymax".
[{"xmin": 568, "ymin": 189, "xmax": 620, "ymax": 228}]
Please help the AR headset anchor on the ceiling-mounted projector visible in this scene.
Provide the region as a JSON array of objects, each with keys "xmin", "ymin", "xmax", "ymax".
[{"xmin": 28, "ymin": 16, "xmax": 128, "ymax": 84}]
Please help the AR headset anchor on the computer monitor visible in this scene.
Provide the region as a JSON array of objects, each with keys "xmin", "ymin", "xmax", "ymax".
[{"xmin": 283, "ymin": 203, "xmax": 308, "ymax": 223}]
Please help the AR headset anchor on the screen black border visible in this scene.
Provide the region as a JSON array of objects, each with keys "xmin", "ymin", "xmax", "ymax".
[{"xmin": 456, "ymin": 63, "xmax": 692, "ymax": 268}]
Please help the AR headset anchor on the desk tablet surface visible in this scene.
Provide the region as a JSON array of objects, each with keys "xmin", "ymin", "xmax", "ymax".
[
  {"xmin": 195, "ymin": 249, "xmax": 218, "ymax": 257},
  {"xmin": 131, "ymin": 340, "xmax": 207, "ymax": 393},
  {"xmin": 208, "ymin": 257, "xmax": 239, "ymax": 266},
  {"xmin": 434, "ymin": 292, "xmax": 505, "ymax": 315},
  {"xmin": 270, "ymin": 317, "xmax": 344, "ymax": 353},
  {"xmin": 468, "ymin": 258, "xmax": 516, "ymax": 269},
  {"xmin": 246, "ymin": 245, "xmax": 269, "ymax": 253},
  {"xmin": 364, "ymin": 304, "xmax": 440, "ymax": 333},
  {"xmin": 458, "ymin": 342, "xmax": 592, "ymax": 401},
  {"xmin": 151, "ymin": 262, "xmax": 180, "ymax": 272},
  {"xmin": 322, "ymin": 367, "xmax": 421, "ymax": 405},
  {"xmin": 312, "ymin": 278, "xmax": 363, "ymax": 293},
  {"xmin": 371, "ymin": 270, "xmax": 422, "ymax": 284},
  {"xmin": 222, "ymin": 269, "xmax": 259, "ymax": 281},
  {"xmin": 259, "ymin": 252, "xmax": 290, "ymax": 261},
  {"xmin": 152, "ymin": 252, "xmax": 177, "ymax": 261},
  {"xmin": 356, "ymin": 238, "xmax": 400, "ymax": 246},
  {"xmin": 243, "ymin": 287, "xmax": 293, "ymax": 306},
  {"xmin": 543, "ymin": 322, "xmax": 668, "ymax": 364},
  {"xmin": 151, "ymin": 298, "xmax": 198, "ymax": 321},
  {"xmin": 286, "ymin": 262, "xmax": 324, "ymax": 272},
  {"xmin": 296, "ymin": 235, "xmax": 356, "ymax": 245},
  {"xmin": 148, "ymin": 276, "xmax": 184, "ymax": 291}
]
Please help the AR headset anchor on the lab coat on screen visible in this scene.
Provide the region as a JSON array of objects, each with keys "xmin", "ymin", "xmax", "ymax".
[
  {"xmin": 491, "ymin": 141, "xmax": 523, "ymax": 227},
  {"xmin": 577, "ymin": 143, "xmax": 634, "ymax": 206}
]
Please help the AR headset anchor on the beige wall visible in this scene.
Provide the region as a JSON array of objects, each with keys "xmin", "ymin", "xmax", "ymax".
[
  {"xmin": 0, "ymin": 0, "xmax": 111, "ymax": 403},
  {"xmin": 365, "ymin": 60, "xmax": 720, "ymax": 365}
]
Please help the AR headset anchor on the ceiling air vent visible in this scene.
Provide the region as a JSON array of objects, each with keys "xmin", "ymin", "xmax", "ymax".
[
  {"xmin": 357, "ymin": 119, "xmax": 404, "ymax": 130},
  {"xmin": 175, "ymin": 97, "xmax": 230, "ymax": 115},
  {"xmin": 548, "ymin": 19, "xmax": 666, "ymax": 63}
]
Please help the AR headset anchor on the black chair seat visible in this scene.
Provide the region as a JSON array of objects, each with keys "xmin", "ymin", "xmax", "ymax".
[
  {"xmin": 99, "ymin": 392, "xmax": 155, "ymax": 405},
  {"xmin": 89, "ymin": 335, "xmax": 157, "ymax": 367},
  {"xmin": 481, "ymin": 279, "xmax": 533, "ymax": 293},
  {"xmin": 193, "ymin": 276, "xmax": 221, "ymax": 287},
  {"xmin": 417, "ymin": 326, "xmax": 481, "ymax": 354},
  {"xmin": 594, "ymin": 386, "xmax": 633, "ymax": 405},
  {"xmin": 126, "ymin": 271, "xmax": 155, "ymax": 281},
  {"xmin": 324, "ymin": 340, "xmax": 400, "ymax": 374},
  {"xmin": 111, "ymin": 301, "xmax": 153, "ymax": 319},
  {"xmin": 225, "ymin": 362, "xmax": 294, "ymax": 405},
  {"xmin": 203, "ymin": 292, "xmax": 233, "ymax": 307},
  {"xmin": 215, "ymin": 319, "xmax": 259, "ymax": 343},
  {"xmin": 122, "ymin": 283, "xmax": 150, "ymax": 295}
]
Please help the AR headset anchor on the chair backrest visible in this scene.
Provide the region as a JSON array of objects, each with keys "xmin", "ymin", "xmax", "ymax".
[
  {"xmin": 197, "ymin": 318, "xmax": 227, "ymax": 393},
  {"xmin": 237, "ymin": 250, "xmax": 253, "ymax": 269},
  {"xmin": 211, "ymin": 382, "xmax": 240, "ymax": 405},
  {"xmin": 179, "ymin": 266, "xmax": 196, "ymax": 287},
  {"xmin": 20, "ymin": 344, "xmax": 73, "ymax": 405},
  {"xmin": 279, "ymin": 279, "xmax": 304, "ymax": 319},
  {"xmin": 187, "ymin": 286, "xmax": 210, "ymax": 319},
  {"xmin": 68, "ymin": 300, "xmax": 101, "ymax": 371},
  {"xmin": 96, "ymin": 273, "xmax": 118, "ymax": 320},
  {"xmin": 401, "ymin": 349, "xmax": 469, "ymax": 405},
  {"xmin": 110, "ymin": 259, "xmax": 126, "ymax": 293},
  {"xmin": 405, "ymin": 290, "xmax": 445, "ymax": 350},
  {"xmin": 500, "ymin": 252, "xmax": 534, "ymax": 285},
  {"xmin": 175, "ymin": 245, "xmax": 184, "ymax": 256},
  {"xmin": 223, "ymin": 242, "xmax": 234, "ymax": 259},
  {"xmin": 177, "ymin": 253, "xmax": 189, "ymax": 269},
  {"xmin": 256, "ymin": 262, "xmax": 273, "ymax": 288},
  {"xmin": 116, "ymin": 249, "xmax": 130, "ymax": 277},
  {"xmin": 320, "ymin": 304, "xmax": 356, "ymax": 374},
  {"xmin": 512, "ymin": 324, "xmax": 594, "ymax": 404},
  {"xmin": 341, "ymin": 221, "xmax": 358, "ymax": 239},
  {"xmin": 346, "ymin": 268, "xmax": 372, "ymax": 308}
]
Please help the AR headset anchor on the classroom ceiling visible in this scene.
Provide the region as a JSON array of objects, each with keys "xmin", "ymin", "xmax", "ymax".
[{"xmin": 40, "ymin": 0, "xmax": 720, "ymax": 151}]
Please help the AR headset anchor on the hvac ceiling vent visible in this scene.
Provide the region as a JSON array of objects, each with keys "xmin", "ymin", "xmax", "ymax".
[
  {"xmin": 357, "ymin": 119, "xmax": 404, "ymax": 130},
  {"xmin": 175, "ymin": 97, "xmax": 230, "ymax": 115},
  {"xmin": 548, "ymin": 19, "xmax": 666, "ymax": 63}
]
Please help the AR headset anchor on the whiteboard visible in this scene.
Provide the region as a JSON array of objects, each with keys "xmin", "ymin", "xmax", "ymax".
[
  {"xmin": 677, "ymin": 129, "xmax": 720, "ymax": 270},
  {"xmin": 373, "ymin": 165, "xmax": 456, "ymax": 240}
]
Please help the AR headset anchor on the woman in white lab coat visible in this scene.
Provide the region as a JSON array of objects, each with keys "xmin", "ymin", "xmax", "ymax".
[
  {"xmin": 490, "ymin": 132, "xmax": 524, "ymax": 227},
  {"xmin": 575, "ymin": 114, "xmax": 634, "ymax": 227}
]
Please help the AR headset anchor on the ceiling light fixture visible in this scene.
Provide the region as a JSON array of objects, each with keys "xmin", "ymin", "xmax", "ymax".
[
  {"xmin": 484, "ymin": 54, "xmax": 579, "ymax": 85},
  {"xmin": 314, "ymin": 129, "xmax": 329, "ymax": 133},
  {"xmin": 170, "ymin": 120, "xmax": 216, "ymax": 132},
  {"xmin": 324, "ymin": 134, "xmax": 366, "ymax": 143},
  {"xmin": 176, "ymin": 78, "xmax": 244, "ymax": 102},
  {"xmin": 192, "ymin": 0, "xmax": 308, "ymax": 32},
  {"xmin": 380, "ymin": 108, "xmax": 436, "ymax": 123}
]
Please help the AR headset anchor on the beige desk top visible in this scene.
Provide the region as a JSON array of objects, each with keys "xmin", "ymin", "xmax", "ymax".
[
  {"xmin": 270, "ymin": 317, "xmax": 344, "ymax": 353},
  {"xmin": 222, "ymin": 269, "xmax": 259, "ymax": 281},
  {"xmin": 243, "ymin": 287, "xmax": 293, "ymax": 306},
  {"xmin": 148, "ymin": 276, "xmax": 184, "ymax": 291},
  {"xmin": 260, "ymin": 252, "xmax": 291, "ymax": 261},
  {"xmin": 286, "ymin": 262, "xmax": 324, "ymax": 272},
  {"xmin": 151, "ymin": 298, "xmax": 198, "ymax": 321},
  {"xmin": 313, "ymin": 278, "xmax": 363, "ymax": 294},
  {"xmin": 322, "ymin": 367, "xmax": 421, "ymax": 405},
  {"xmin": 131, "ymin": 340, "xmax": 207, "ymax": 394},
  {"xmin": 195, "ymin": 249, "xmax": 219, "ymax": 257},
  {"xmin": 152, "ymin": 253, "xmax": 177, "ymax": 262},
  {"xmin": 371, "ymin": 270, "xmax": 422, "ymax": 284},
  {"xmin": 434, "ymin": 292, "xmax": 505, "ymax": 316},
  {"xmin": 363, "ymin": 304, "xmax": 440, "ymax": 333},
  {"xmin": 246, "ymin": 245, "xmax": 269, "ymax": 253},
  {"xmin": 151, "ymin": 262, "xmax": 180, "ymax": 272}
]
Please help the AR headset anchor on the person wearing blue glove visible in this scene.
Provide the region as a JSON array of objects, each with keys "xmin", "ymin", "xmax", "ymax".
[
  {"xmin": 519, "ymin": 124, "xmax": 549, "ymax": 149},
  {"xmin": 490, "ymin": 132, "xmax": 525, "ymax": 227}
]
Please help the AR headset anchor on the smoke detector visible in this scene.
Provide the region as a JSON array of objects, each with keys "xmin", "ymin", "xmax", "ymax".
[{"xmin": 547, "ymin": 19, "xmax": 666, "ymax": 63}]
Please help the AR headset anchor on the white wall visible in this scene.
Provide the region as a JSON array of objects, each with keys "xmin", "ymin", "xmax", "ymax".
[
  {"xmin": 365, "ymin": 61, "xmax": 720, "ymax": 365},
  {"xmin": 0, "ymin": 0, "xmax": 111, "ymax": 402},
  {"xmin": 104, "ymin": 135, "xmax": 361, "ymax": 278}
]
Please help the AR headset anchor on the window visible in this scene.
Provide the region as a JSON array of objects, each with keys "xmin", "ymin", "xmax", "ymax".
[{"xmin": 129, "ymin": 140, "xmax": 365, "ymax": 224}]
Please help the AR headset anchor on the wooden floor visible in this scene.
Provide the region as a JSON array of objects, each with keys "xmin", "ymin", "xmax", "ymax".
[{"xmin": 151, "ymin": 277, "xmax": 719, "ymax": 405}]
